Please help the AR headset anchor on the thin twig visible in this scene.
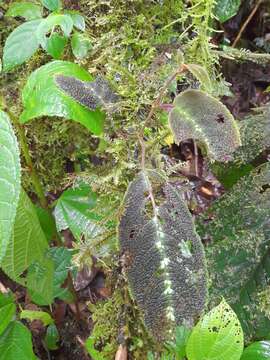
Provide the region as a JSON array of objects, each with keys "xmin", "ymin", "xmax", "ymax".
[
  {"xmin": 232, "ymin": 0, "xmax": 263, "ymax": 48},
  {"xmin": 139, "ymin": 64, "xmax": 187, "ymax": 169}
]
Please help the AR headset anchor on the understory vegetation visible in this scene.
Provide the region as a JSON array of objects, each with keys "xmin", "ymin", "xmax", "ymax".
[{"xmin": 0, "ymin": 0, "xmax": 270, "ymax": 359}]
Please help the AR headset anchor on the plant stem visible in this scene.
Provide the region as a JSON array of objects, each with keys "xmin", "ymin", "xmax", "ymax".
[
  {"xmin": 7, "ymin": 110, "xmax": 48, "ymax": 209},
  {"xmin": 232, "ymin": 0, "xmax": 263, "ymax": 48},
  {"xmin": 139, "ymin": 64, "xmax": 187, "ymax": 170}
]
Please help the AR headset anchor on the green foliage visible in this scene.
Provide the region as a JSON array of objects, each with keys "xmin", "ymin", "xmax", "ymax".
[
  {"xmin": 26, "ymin": 247, "xmax": 72, "ymax": 305},
  {"xmin": 119, "ymin": 171, "xmax": 207, "ymax": 340},
  {"xmin": 169, "ymin": 89, "xmax": 241, "ymax": 162},
  {"xmin": 0, "ymin": 110, "xmax": 21, "ymax": 263},
  {"xmin": 0, "ymin": 293, "xmax": 16, "ymax": 336},
  {"xmin": 20, "ymin": 310, "xmax": 54, "ymax": 326},
  {"xmin": 41, "ymin": 0, "xmax": 61, "ymax": 11},
  {"xmin": 3, "ymin": 19, "xmax": 42, "ymax": 71},
  {"xmin": 87, "ymin": 289, "xmax": 124, "ymax": 359},
  {"xmin": 36, "ymin": 14, "xmax": 73, "ymax": 50},
  {"xmin": 48, "ymin": 247, "xmax": 73, "ymax": 301},
  {"xmin": 0, "ymin": 321, "xmax": 36, "ymax": 360},
  {"xmin": 1, "ymin": 189, "xmax": 48, "ymax": 282},
  {"xmin": 197, "ymin": 163, "xmax": 270, "ymax": 339},
  {"xmin": 26, "ymin": 254, "xmax": 54, "ymax": 305},
  {"xmin": 45, "ymin": 324, "xmax": 59, "ymax": 350},
  {"xmin": 54, "ymin": 182, "xmax": 100, "ymax": 240},
  {"xmin": 5, "ymin": 2, "xmax": 43, "ymax": 21},
  {"xmin": 2, "ymin": 1, "xmax": 91, "ymax": 70},
  {"xmin": 214, "ymin": 0, "xmax": 242, "ymax": 23},
  {"xmin": 71, "ymin": 32, "xmax": 92, "ymax": 59},
  {"xmin": 45, "ymin": 33, "xmax": 68, "ymax": 59},
  {"xmin": 165, "ymin": 326, "xmax": 191, "ymax": 360},
  {"xmin": 241, "ymin": 341, "xmax": 270, "ymax": 360},
  {"xmin": 186, "ymin": 300, "xmax": 244, "ymax": 360},
  {"xmin": 20, "ymin": 61, "xmax": 105, "ymax": 134},
  {"xmin": 85, "ymin": 337, "xmax": 105, "ymax": 360}
]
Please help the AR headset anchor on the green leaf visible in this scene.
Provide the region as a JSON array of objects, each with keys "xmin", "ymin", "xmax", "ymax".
[
  {"xmin": 46, "ymin": 33, "xmax": 67, "ymax": 59},
  {"xmin": 65, "ymin": 11, "xmax": 85, "ymax": 31},
  {"xmin": 169, "ymin": 89, "xmax": 241, "ymax": 162},
  {"xmin": 41, "ymin": 0, "xmax": 61, "ymax": 11},
  {"xmin": 0, "ymin": 321, "xmax": 36, "ymax": 360},
  {"xmin": 20, "ymin": 310, "xmax": 54, "ymax": 326},
  {"xmin": 20, "ymin": 60, "xmax": 105, "ymax": 134},
  {"xmin": 2, "ymin": 190, "xmax": 48, "ymax": 282},
  {"xmin": 85, "ymin": 337, "xmax": 105, "ymax": 360},
  {"xmin": 214, "ymin": 0, "xmax": 241, "ymax": 23},
  {"xmin": 27, "ymin": 254, "xmax": 54, "ymax": 305},
  {"xmin": 48, "ymin": 247, "xmax": 72, "ymax": 300},
  {"xmin": 186, "ymin": 300, "xmax": 244, "ymax": 360},
  {"xmin": 0, "ymin": 293, "xmax": 15, "ymax": 336},
  {"xmin": 35, "ymin": 206, "xmax": 55, "ymax": 242},
  {"xmin": 0, "ymin": 110, "xmax": 20, "ymax": 263},
  {"xmin": 197, "ymin": 163, "xmax": 270, "ymax": 340},
  {"xmin": 6, "ymin": 2, "xmax": 42, "ymax": 20},
  {"xmin": 71, "ymin": 32, "xmax": 92, "ymax": 59},
  {"xmin": 175, "ymin": 326, "xmax": 191, "ymax": 360},
  {"xmin": 45, "ymin": 324, "xmax": 59, "ymax": 350},
  {"xmin": 37, "ymin": 14, "xmax": 73, "ymax": 50},
  {"xmin": 165, "ymin": 326, "xmax": 191, "ymax": 360},
  {"xmin": 241, "ymin": 341, "xmax": 270, "ymax": 360},
  {"xmin": 186, "ymin": 63, "xmax": 213, "ymax": 93},
  {"xmin": 54, "ymin": 182, "xmax": 101, "ymax": 240},
  {"xmin": 119, "ymin": 171, "xmax": 207, "ymax": 341},
  {"xmin": 3, "ymin": 19, "xmax": 42, "ymax": 71}
]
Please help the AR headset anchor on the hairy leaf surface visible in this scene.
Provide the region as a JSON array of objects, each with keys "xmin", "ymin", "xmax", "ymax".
[
  {"xmin": 0, "ymin": 110, "xmax": 20, "ymax": 263},
  {"xmin": 55, "ymin": 75, "xmax": 119, "ymax": 111},
  {"xmin": 1, "ymin": 190, "xmax": 48, "ymax": 282},
  {"xmin": 169, "ymin": 90, "xmax": 241, "ymax": 162},
  {"xmin": 20, "ymin": 61, "xmax": 105, "ymax": 134},
  {"xmin": 197, "ymin": 163, "xmax": 270, "ymax": 339},
  {"xmin": 119, "ymin": 172, "xmax": 207, "ymax": 340},
  {"xmin": 3, "ymin": 20, "xmax": 42, "ymax": 71}
]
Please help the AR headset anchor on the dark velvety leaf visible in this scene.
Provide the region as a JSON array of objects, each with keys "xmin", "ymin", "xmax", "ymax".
[
  {"xmin": 55, "ymin": 75, "xmax": 119, "ymax": 111},
  {"xmin": 20, "ymin": 61, "xmax": 105, "ymax": 135},
  {"xmin": 169, "ymin": 89, "xmax": 241, "ymax": 162},
  {"xmin": 119, "ymin": 171, "xmax": 207, "ymax": 340}
]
